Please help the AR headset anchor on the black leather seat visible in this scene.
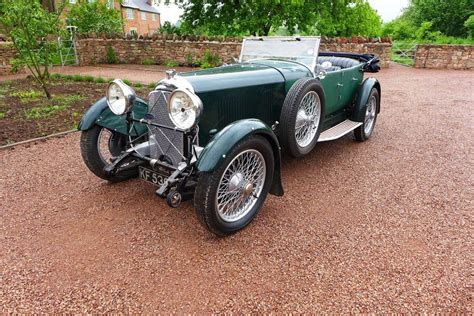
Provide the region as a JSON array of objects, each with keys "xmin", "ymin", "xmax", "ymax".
[{"xmin": 317, "ymin": 56, "xmax": 361, "ymax": 69}]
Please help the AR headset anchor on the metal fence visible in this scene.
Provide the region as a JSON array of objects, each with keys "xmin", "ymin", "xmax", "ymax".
[{"xmin": 391, "ymin": 42, "xmax": 418, "ymax": 66}]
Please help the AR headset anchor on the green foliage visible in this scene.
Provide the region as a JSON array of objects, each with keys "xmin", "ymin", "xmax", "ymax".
[
  {"xmin": 73, "ymin": 74, "xmax": 84, "ymax": 82},
  {"xmin": 197, "ymin": 50, "xmax": 221, "ymax": 69},
  {"xmin": 25, "ymin": 104, "xmax": 68, "ymax": 120},
  {"xmin": 134, "ymin": 82, "xmax": 143, "ymax": 88},
  {"xmin": 106, "ymin": 45, "xmax": 118, "ymax": 64},
  {"xmin": 185, "ymin": 53, "xmax": 194, "ymax": 66},
  {"xmin": 84, "ymin": 75, "xmax": 94, "ymax": 82},
  {"xmin": 68, "ymin": 1, "xmax": 123, "ymax": 34},
  {"xmin": 179, "ymin": 0, "xmax": 324, "ymax": 36},
  {"xmin": 0, "ymin": 112, "xmax": 5, "ymax": 119},
  {"xmin": 164, "ymin": 59, "xmax": 179, "ymax": 67},
  {"xmin": 141, "ymin": 58, "xmax": 155, "ymax": 65},
  {"xmin": 0, "ymin": 0, "xmax": 64, "ymax": 99},
  {"xmin": 11, "ymin": 90, "xmax": 43, "ymax": 101},
  {"xmin": 95, "ymin": 76, "xmax": 106, "ymax": 83},
  {"xmin": 148, "ymin": 82, "xmax": 156, "ymax": 89},
  {"xmin": 310, "ymin": 0, "xmax": 383, "ymax": 37},
  {"xmin": 122, "ymin": 79, "xmax": 132, "ymax": 86},
  {"xmin": 159, "ymin": 21, "xmax": 183, "ymax": 35},
  {"xmin": 383, "ymin": 0, "xmax": 473, "ymax": 41},
  {"xmin": 178, "ymin": 0, "xmax": 382, "ymax": 37},
  {"xmin": 465, "ymin": 15, "xmax": 474, "ymax": 37}
]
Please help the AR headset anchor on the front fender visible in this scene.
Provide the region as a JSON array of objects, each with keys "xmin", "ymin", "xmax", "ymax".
[
  {"xmin": 196, "ymin": 119, "xmax": 284, "ymax": 196},
  {"xmin": 351, "ymin": 77, "xmax": 381, "ymax": 122},
  {"xmin": 77, "ymin": 97, "xmax": 148, "ymax": 136}
]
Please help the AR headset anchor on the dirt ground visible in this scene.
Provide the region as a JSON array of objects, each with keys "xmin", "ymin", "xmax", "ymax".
[{"xmin": 0, "ymin": 64, "xmax": 473, "ymax": 313}]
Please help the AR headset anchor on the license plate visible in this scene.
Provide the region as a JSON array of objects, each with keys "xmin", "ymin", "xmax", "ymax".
[{"xmin": 138, "ymin": 166, "xmax": 168, "ymax": 186}]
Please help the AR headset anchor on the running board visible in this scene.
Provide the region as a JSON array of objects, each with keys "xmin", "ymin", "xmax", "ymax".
[{"xmin": 318, "ymin": 120, "xmax": 362, "ymax": 142}]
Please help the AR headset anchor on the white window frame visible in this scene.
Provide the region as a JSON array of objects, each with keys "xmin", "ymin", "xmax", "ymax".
[
  {"xmin": 152, "ymin": 13, "xmax": 157, "ymax": 21},
  {"xmin": 126, "ymin": 8, "xmax": 134, "ymax": 20},
  {"xmin": 141, "ymin": 11, "xmax": 147, "ymax": 21}
]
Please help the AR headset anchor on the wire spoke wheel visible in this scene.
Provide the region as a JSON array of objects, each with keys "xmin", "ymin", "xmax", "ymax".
[
  {"xmin": 295, "ymin": 91, "xmax": 321, "ymax": 148},
  {"xmin": 97, "ymin": 128, "xmax": 115, "ymax": 164},
  {"xmin": 215, "ymin": 149, "xmax": 267, "ymax": 223},
  {"xmin": 364, "ymin": 95, "xmax": 377, "ymax": 135}
]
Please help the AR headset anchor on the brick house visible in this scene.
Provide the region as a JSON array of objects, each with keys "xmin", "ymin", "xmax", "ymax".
[{"xmin": 42, "ymin": 0, "xmax": 161, "ymax": 36}]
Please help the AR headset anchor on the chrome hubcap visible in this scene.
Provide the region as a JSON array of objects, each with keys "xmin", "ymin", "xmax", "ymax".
[
  {"xmin": 216, "ymin": 149, "xmax": 266, "ymax": 223},
  {"xmin": 295, "ymin": 91, "xmax": 321, "ymax": 147},
  {"xmin": 364, "ymin": 95, "xmax": 377, "ymax": 135}
]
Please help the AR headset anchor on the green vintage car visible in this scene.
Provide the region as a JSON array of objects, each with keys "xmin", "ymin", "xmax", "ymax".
[{"xmin": 79, "ymin": 36, "xmax": 381, "ymax": 236}]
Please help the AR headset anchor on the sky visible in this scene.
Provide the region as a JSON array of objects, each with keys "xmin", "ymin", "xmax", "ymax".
[
  {"xmin": 367, "ymin": 0, "xmax": 409, "ymax": 22},
  {"xmin": 158, "ymin": 0, "xmax": 410, "ymax": 25}
]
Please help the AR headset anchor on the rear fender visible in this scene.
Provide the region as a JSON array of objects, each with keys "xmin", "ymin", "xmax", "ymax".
[
  {"xmin": 351, "ymin": 77, "xmax": 381, "ymax": 122},
  {"xmin": 77, "ymin": 97, "xmax": 148, "ymax": 136},
  {"xmin": 196, "ymin": 119, "xmax": 284, "ymax": 196}
]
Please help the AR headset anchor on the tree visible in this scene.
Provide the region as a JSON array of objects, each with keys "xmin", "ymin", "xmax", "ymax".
[
  {"xmin": 465, "ymin": 15, "xmax": 474, "ymax": 38},
  {"xmin": 312, "ymin": 0, "xmax": 383, "ymax": 37},
  {"xmin": 177, "ymin": 0, "xmax": 382, "ymax": 37},
  {"xmin": 179, "ymin": 0, "xmax": 326, "ymax": 36},
  {"xmin": 68, "ymin": 0, "xmax": 124, "ymax": 34},
  {"xmin": 0, "ymin": 0, "xmax": 65, "ymax": 99},
  {"xmin": 403, "ymin": 0, "xmax": 473, "ymax": 37}
]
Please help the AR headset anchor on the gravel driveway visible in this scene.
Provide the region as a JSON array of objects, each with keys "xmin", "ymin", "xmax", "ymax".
[{"xmin": 1, "ymin": 64, "xmax": 472, "ymax": 313}]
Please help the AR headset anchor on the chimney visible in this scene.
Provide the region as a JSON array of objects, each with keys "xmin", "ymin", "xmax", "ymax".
[{"xmin": 146, "ymin": 0, "xmax": 152, "ymax": 5}]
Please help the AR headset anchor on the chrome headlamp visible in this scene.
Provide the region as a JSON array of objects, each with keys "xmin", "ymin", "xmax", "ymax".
[
  {"xmin": 168, "ymin": 89, "xmax": 203, "ymax": 130},
  {"xmin": 106, "ymin": 79, "xmax": 136, "ymax": 115}
]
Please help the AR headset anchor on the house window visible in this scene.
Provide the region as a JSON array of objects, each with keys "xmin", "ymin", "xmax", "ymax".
[
  {"xmin": 141, "ymin": 11, "xmax": 147, "ymax": 21},
  {"xmin": 127, "ymin": 8, "xmax": 134, "ymax": 20},
  {"xmin": 152, "ymin": 14, "xmax": 157, "ymax": 21}
]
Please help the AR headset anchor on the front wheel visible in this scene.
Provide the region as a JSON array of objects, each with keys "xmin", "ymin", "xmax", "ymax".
[
  {"xmin": 80, "ymin": 125, "xmax": 137, "ymax": 182},
  {"xmin": 194, "ymin": 136, "xmax": 274, "ymax": 236},
  {"xmin": 354, "ymin": 88, "xmax": 379, "ymax": 141}
]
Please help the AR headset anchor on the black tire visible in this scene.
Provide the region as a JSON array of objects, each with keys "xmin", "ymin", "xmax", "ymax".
[
  {"xmin": 194, "ymin": 135, "xmax": 274, "ymax": 236},
  {"xmin": 80, "ymin": 125, "xmax": 137, "ymax": 182},
  {"xmin": 354, "ymin": 88, "xmax": 379, "ymax": 142},
  {"xmin": 279, "ymin": 78, "xmax": 325, "ymax": 158}
]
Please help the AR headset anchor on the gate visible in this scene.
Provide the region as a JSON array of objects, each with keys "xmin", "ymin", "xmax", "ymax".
[
  {"xmin": 391, "ymin": 42, "xmax": 417, "ymax": 66},
  {"xmin": 57, "ymin": 25, "xmax": 78, "ymax": 66}
]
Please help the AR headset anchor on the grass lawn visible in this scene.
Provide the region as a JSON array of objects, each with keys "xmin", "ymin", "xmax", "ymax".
[{"xmin": 0, "ymin": 75, "xmax": 152, "ymax": 146}]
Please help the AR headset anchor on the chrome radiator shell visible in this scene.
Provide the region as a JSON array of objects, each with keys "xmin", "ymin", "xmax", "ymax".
[{"xmin": 147, "ymin": 90, "xmax": 184, "ymax": 166}]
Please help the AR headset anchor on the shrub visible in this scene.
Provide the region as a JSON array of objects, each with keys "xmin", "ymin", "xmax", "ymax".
[
  {"xmin": 95, "ymin": 76, "xmax": 106, "ymax": 83},
  {"xmin": 73, "ymin": 74, "xmax": 84, "ymax": 82},
  {"xmin": 185, "ymin": 53, "xmax": 194, "ymax": 66},
  {"xmin": 122, "ymin": 79, "xmax": 132, "ymax": 86},
  {"xmin": 106, "ymin": 45, "xmax": 118, "ymax": 64},
  {"xmin": 198, "ymin": 50, "xmax": 221, "ymax": 69},
  {"xmin": 164, "ymin": 59, "xmax": 179, "ymax": 67},
  {"xmin": 141, "ymin": 58, "xmax": 155, "ymax": 65},
  {"xmin": 84, "ymin": 75, "xmax": 94, "ymax": 82}
]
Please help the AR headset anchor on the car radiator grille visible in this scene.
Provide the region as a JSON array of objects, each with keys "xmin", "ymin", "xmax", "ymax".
[{"xmin": 147, "ymin": 90, "xmax": 184, "ymax": 167}]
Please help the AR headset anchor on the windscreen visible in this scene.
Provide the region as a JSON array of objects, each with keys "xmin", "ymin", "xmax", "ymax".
[{"xmin": 239, "ymin": 36, "xmax": 320, "ymax": 69}]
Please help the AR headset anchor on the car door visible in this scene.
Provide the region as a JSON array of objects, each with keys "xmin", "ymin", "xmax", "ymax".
[
  {"xmin": 319, "ymin": 70, "xmax": 343, "ymax": 115},
  {"xmin": 338, "ymin": 66, "xmax": 364, "ymax": 108}
]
